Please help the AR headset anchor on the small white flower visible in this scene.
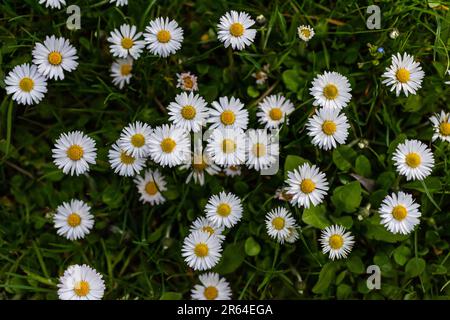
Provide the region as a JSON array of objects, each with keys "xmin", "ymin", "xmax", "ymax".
[
  {"xmin": 429, "ymin": 110, "xmax": 450, "ymax": 142},
  {"xmin": 217, "ymin": 10, "xmax": 256, "ymax": 50},
  {"xmin": 52, "ymin": 131, "xmax": 97, "ymax": 176},
  {"xmin": 32, "ymin": 35, "xmax": 78, "ymax": 80},
  {"xmin": 382, "ymin": 52, "xmax": 425, "ymax": 97},
  {"xmin": 205, "ymin": 191, "xmax": 243, "ymax": 228},
  {"xmin": 389, "ymin": 28, "xmax": 400, "ymax": 39},
  {"xmin": 392, "ymin": 139, "xmax": 434, "ymax": 181},
  {"xmin": 182, "ymin": 231, "xmax": 222, "ymax": 271},
  {"xmin": 180, "ymin": 152, "xmax": 220, "ymax": 186},
  {"xmin": 168, "ymin": 92, "xmax": 209, "ymax": 133},
  {"xmin": 108, "ymin": 142, "xmax": 145, "ymax": 177},
  {"xmin": 134, "ymin": 169, "xmax": 167, "ymax": 205},
  {"xmin": 177, "ymin": 72, "xmax": 198, "ymax": 91},
  {"xmin": 310, "ymin": 71, "xmax": 352, "ymax": 110},
  {"xmin": 319, "ymin": 225, "xmax": 355, "ymax": 260},
  {"xmin": 118, "ymin": 121, "xmax": 152, "ymax": 158},
  {"xmin": 144, "ymin": 17, "xmax": 184, "ymax": 57},
  {"xmin": 297, "ymin": 25, "xmax": 315, "ymax": 42},
  {"xmin": 191, "ymin": 273, "xmax": 232, "ymax": 300},
  {"xmin": 379, "ymin": 192, "xmax": 421, "ymax": 235},
  {"xmin": 256, "ymin": 94, "xmax": 294, "ymax": 129},
  {"xmin": 110, "ymin": 57, "xmax": 133, "ymax": 89},
  {"xmin": 306, "ymin": 107, "xmax": 350, "ymax": 150},
  {"xmin": 110, "ymin": 0, "xmax": 127, "ymax": 6},
  {"xmin": 285, "ymin": 227, "xmax": 299, "ymax": 244},
  {"xmin": 245, "ymin": 129, "xmax": 279, "ymax": 171},
  {"xmin": 252, "ymin": 70, "xmax": 268, "ymax": 85},
  {"xmin": 206, "ymin": 128, "xmax": 246, "ymax": 166},
  {"xmin": 39, "ymin": 0, "xmax": 66, "ymax": 9},
  {"xmin": 190, "ymin": 216, "xmax": 225, "ymax": 242},
  {"xmin": 223, "ymin": 165, "xmax": 241, "ymax": 177},
  {"xmin": 53, "ymin": 199, "xmax": 94, "ymax": 241},
  {"xmin": 57, "ymin": 264, "xmax": 105, "ymax": 300},
  {"xmin": 265, "ymin": 207, "xmax": 298, "ymax": 244},
  {"xmin": 4, "ymin": 63, "xmax": 48, "ymax": 105},
  {"xmin": 207, "ymin": 96, "xmax": 249, "ymax": 131},
  {"xmin": 286, "ymin": 163, "xmax": 329, "ymax": 209},
  {"xmin": 148, "ymin": 124, "xmax": 190, "ymax": 167},
  {"xmin": 107, "ymin": 24, "xmax": 145, "ymax": 59}
]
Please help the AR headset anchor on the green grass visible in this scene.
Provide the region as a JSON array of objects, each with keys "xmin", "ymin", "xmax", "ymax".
[{"xmin": 1, "ymin": 0, "xmax": 450, "ymax": 300}]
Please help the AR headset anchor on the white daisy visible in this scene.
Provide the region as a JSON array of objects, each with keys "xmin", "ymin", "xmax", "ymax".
[
  {"xmin": 108, "ymin": 142, "xmax": 145, "ymax": 177},
  {"xmin": 217, "ymin": 10, "xmax": 256, "ymax": 51},
  {"xmin": 180, "ymin": 152, "xmax": 221, "ymax": 186},
  {"xmin": 382, "ymin": 52, "xmax": 425, "ymax": 97},
  {"xmin": 189, "ymin": 216, "xmax": 225, "ymax": 242},
  {"xmin": 245, "ymin": 129, "xmax": 279, "ymax": 171},
  {"xmin": 306, "ymin": 107, "xmax": 350, "ymax": 150},
  {"xmin": 53, "ymin": 199, "xmax": 94, "ymax": 241},
  {"xmin": 134, "ymin": 169, "xmax": 167, "ymax": 205},
  {"xmin": 177, "ymin": 72, "xmax": 198, "ymax": 91},
  {"xmin": 57, "ymin": 264, "xmax": 105, "ymax": 300},
  {"xmin": 265, "ymin": 207, "xmax": 297, "ymax": 244},
  {"xmin": 256, "ymin": 94, "xmax": 295, "ymax": 129},
  {"xmin": 118, "ymin": 121, "xmax": 152, "ymax": 158},
  {"xmin": 392, "ymin": 139, "xmax": 434, "ymax": 181},
  {"xmin": 319, "ymin": 225, "xmax": 355, "ymax": 260},
  {"xmin": 32, "ymin": 35, "xmax": 78, "ymax": 80},
  {"xmin": 191, "ymin": 273, "xmax": 232, "ymax": 300},
  {"xmin": 286, "ymin": 163, "xmax": 329, "ymax": 209},
  {"xmin": 379, "ymin": 192, "xmax": 421, "ymax": 235},
  {"xmin": 223, "ymin": 165, "xmax": 241, "ymax": 177},
  {"xmin": 39, "ymin": 0, "xmax": 66, "ymax": 9},
  {"xmin": 110, "ymin": 0, "xmax": 127, "ymax": 6},
  {"xmin": 107, "ymin": 24, "xmax": 145, "ymax": 59},
  {"xmin": 182, "ymin": 231, "xmax": 222, "ymax": 271},
  {"xmin": 110, "ymin": 57, "xmax": 133, "ymax": 89},
  {"xmin": 297, "ymin": 25, "xmax": 315, "ymax": 42},
  {"xmin": 52, "ymin": 131, "xmax": 97, "ymax": 176},
  {"xmin": 206, "ymin": 128, "xmax": 246, "ymax": 166},
  {"xmin": 148, "ymin": 124, "xmax": 190, "ymax": 167},
  {"xmin": 144, "ymin": 17, "xmax": 184, "ymax": 58},
  {"xmin": 168, "ymin": 92, "xmax": 209, "ymax": 133},
  {"xmin": 205, "ymin": 191, "xmax": 243, "ymax": 228},
  {"xmin": 207, "ymin": 96, "xmax": 249, "ymax": 130},
  {"xmin": 430, "ymin": 110, "xmax": 450, "ymax": 142},
  {"xmin": 4, "ymin": 63, "xmax": 48, "ymax": 105},
  {"xmin": 310, "ymin": 71, "xmax": 352, "ymax": 110}
]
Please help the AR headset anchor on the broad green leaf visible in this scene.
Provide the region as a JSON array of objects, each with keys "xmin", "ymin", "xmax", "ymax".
[
  {"xmin": 346, "ymin": 255, "xmax": 365, "ymax": 274},
  {"xmin": 331, "ymin": 181, "xmax": 362, "ymax": 213},
  {"xmin": 405, "ymin": 257, "xmax": 426, "ymax": 278},
  {"xmin": 214, "ymin": 242, "xmax": 245, "ymax": 274},
  {"xmin": 282, "ymin": 69, "xmax": 301, "ymax": 92},
  {"xmin": 393, "ymin": 245, "xmax": 411, "ymax": 266},
  {"xmin": 312, "ymin": 262, "xmax": 337, "ymax": 294},
  {"xmin": 332, "ymin": 145, "xmax": 357, "ymax": 171},
  {"xmin": 355, "ymin": 155, "xmax": 372, "ymax": 177},
  {"xmin": 244, "ymin": 237, "xmax": 261, "ymax": 256},
  {"xmin": 284, "ymin": 155, "xmax": 309, "ymax": 178},
  {"xmin": 302, "ymin": 205, "xmax": 330, "ymax": 229}
]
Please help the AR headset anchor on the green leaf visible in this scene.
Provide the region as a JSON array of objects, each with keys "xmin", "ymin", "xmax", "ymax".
[
  {"xmin": 330, "ymin": 216, "xmax": 353, "ymax": 229},
  {"xmin": 282, "ymin": 69, "xmax": 301, "ymax": 92},
  {"xmin": 302, "ymin": 205, "xmax": 330, "ymax": 229},
  {"xmin": 393, "ymin": 245, "xmax": 411, "ymax": 266},
  {"xmin": 312, "ymin": 262, "xmax": 337, "ymax": 294},
  {"xmin": 331, "ymin": 181, "xmax": 362, "ymax": 213},
  {"xmin": 247, "ymin": 85, "xmax": 260, "ymax": 98},
  {"xmin": 284, "ymin": 155, "xmax": 309, "ymax": 179},
  {"xmin": 336, "ymin": 284, "xmax": 352, "ymax": 299},
  {"xmin": 214, "ymin": 242, "xmax": 245, "ymax": 274},
  {"xmin": 355, "ymin": 155, "xmax": 372, "ymax": 177},
  {"xmin": 405, "ymin": 258, "xmax": 426, "ymax": 278},
  {"xmin": 160, "ymin": 292, "xmax": 182, "ymax": 300},
  {"xmin": 346, "ymin": 255, "xmax": 365, "ymax": 274},
  {"xmin": 332, "ymin": 146, "xmax": 357, "ymax": 171},
  {"xmin": 244, "ymin": 237, "xmax": 261, "ymax": 256},
  {"xmin": 403, "ymin": 177, "xmax": 442, "ymax": 193}
]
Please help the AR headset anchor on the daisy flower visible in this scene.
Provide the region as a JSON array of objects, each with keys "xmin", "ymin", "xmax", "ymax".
[
  {"xmin": 265, "ymin": 207, "xmax": 298, "ymax": 244},
  {"xmin": 382, "ymin": 52, "xmax": 425, "ymax": 97},
  {"xmin": 205, "ymin": 191, "xmax": 243, "ymax": 228},
  {"xmin": 319, "ymin": 225, "xmax": 355, "ymax": 260},
  {"xmin": 206, "ymin": 128, "xmax": 246, "ymax": 166},
  {"xmin": 177, "ymin": 72, "xmax": 198, "ymax": 91},
  {"xmin": 256, "ymin": 94, "xmax": 295, "ymax": 129},
  {"xmin": 217, "ymin": 10, "xmax": 256, "ymax": 50},
  {"xmin": 4, "ymin": 63, "xmax": 48, "ymax": 105},
  {"xmin": 430, "ymin": 110, "xmax": 450, "ymax": 142},
  {"xmin": 168, "ymin": 92, "xmax": 209, "ymax": 133},
  {"xmin": 110, "ymin": 57, "xmax": 133, "ymax": 89},
  {"xmin": 223, "ymin": 165, "xmax": 241, "ymax": 177},
  {"xmin": 182, "ymin": 231, "xmax": 222, "ymax": 271},
  {"xmin": 110, "ymin": 0, "xmax": 127, "ymax": 6},
  {"xmin": 189, "ymin": 216, "xmax": 225, "ymax": 242},
  {"xmin": 297, "ymin": 25, "xmax": 315, "ymax": 42},
  {"xmin": 107, "ymin": 24, "xmax": 145, "ymax": 59},
  {"xmin": 32, "ymin": 35, "xmax": 78, "ymax": 80},
  {"xmin": 379, "ymin": 192, "xmax": 421, "ymax": 235},
  {"xmin": 207, "ymin": 96, "xmax": 249, "ymax": 131},
  {"xmin": 134, "ymin": 169, "xmax": 167, "ymax": 205},
  {"xmin": 392, "ymin": 139, "xmax": 434, "ymax": 181},
  {"xmin": 285, "ymin": 227, "xmax": 299, "ymax": 244},
  {"xmin": 306, "ymin": 107, "xmax": 350, "ymax": 150},
  {"xmin": 252, "ymin": 67, "xmax": 268, "ymax": 85},
  {"xmin": 57, "ymin": 264, "xmax": 105, "ymax": 300},
  {"xmin": 180, "ymin": 152, "xmax": 221, "ymax": 186},
  {"xmin": 191, "ymin": 273, "xmax": 232, "ymax": 300},
  {"xmin": 148, "ymin": 124, "xmax": 190, "ymax": 167},
  {"xmin": 118, "ymin": 121, "xmax": 152, "ymax": 158},
  {"xmin": 286, "ymin": 163, "xmax": 329, "ymax": 209},
  {"xmin": 144, "ymin": 17, "xmax": 184, "ymax": 58},
  {"xmin": 310, "ymin": 71, "xmax": 352, "ymax": 110},
  {"xmin": 39, "ymin": 0, "xmax": 66, "ymax": 9},
  {"xmin": 108, "ymin": 142, "xmax": 145, "ymax": 177},
  {"xmin": 246, "ymin": 129, "xmax": 279, "ymax": 171},
  {"xmin": 52, "ymin": 131, "xmax": 97, "ymax": 176},
  {"xmin": 53, "ymin": 199, "xmax": 94, "ymax": 241}
]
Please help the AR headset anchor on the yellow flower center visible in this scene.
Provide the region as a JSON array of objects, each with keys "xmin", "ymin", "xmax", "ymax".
[
  {"xmin": 204, "ymin": 286, "xmax": 218, "ymax": 300},
  {"xmin": 217, "ymin": 203, "xmax": 231, "ymax": 217},
  {"xmin": 392, "ymin": 205, "xmax": 408, "ymax": 221},
  {"xmin": 74, "ymin": 281, "xmax": 90, "ymax": 297},
  {"xmin": 157, "ymin": 30, "xmax": 171, "ymax": 43},
  {"xmin": 323, "ymin": 84, "xmax": 339, "ymax": 100},
  {"xmin": 220, "ymin": 110, "xmax": 236, "ymax": 125},
  {"xmin": 229, "ymin": 23, "xmax": 244, "ymax": 37},
  {"xmin": 120, "ymin": 64, "xmax": 132, "ymax": 76},
  {"xmin": 329, "ymin": 234, "xmax": 344, "ymax": 250},
  {"xmin": 301, "ymin": 28, "xmax": 311, "ymax": 38},
  {"xmin": 130, "ymin": 133, "xmax": 145, "ymax": 147},
  {"xmin": 272, "ymin": 217, "xmax": 285, "ymax": 230},
  {"xmin": 67, "ymin": 213, "xmax": 81, "ymax": 227},
  {"xmin": 194, "ymin": 243, "xmax": 209, "ymax": 257},
  {"xmin": 202, "ymin": 226, "xmax": 215, "ymax": 235},
  {"xmin": 66, "ymin": 144, "xmax": 84, "ymax": 161},
  {"xmin": 439, "ymin": 122, "xmax": 450, "ymax": 136},
  {"xmin": 48, "ymin": 51, "xmax": 62, "ymax": 65},
  {"xmin": 300, "ymin": 178, "xmax": 316, "ymax": 194},
  {"xmin": 222, "ymin": 139, "xmax": 236, "ymax": 154},
  {"xmin": 145, "ymin": 181, "xmax": 158, "ymax": 195},
  {"xmin": 200, "ymin": 33, "xmax": 210, "ymax": 42},
  {"xmin": 183, "ymin": 76, "xmax": 194, "ymax": 89},
  {"xmin": 120, "ymin": 151, "xmax": 135, "ymax": 164},
  {"xmin": 405, "ymin": 152, "xmax": 421, "ymax": 168},
  {"xmin": 181, "ymin": 105, "xmax": 197, "ymax": 120},
  {"xmin": 252, "ymin": 143, "xmax": 266, "ymax": 158},
  {"xmin": 19, "ymin": 77, "xmax": 34, "ymax": 92},
  {"xmin": 160, "ymin": 138, "xmax": 176, "ymax": 153},
  {"xmin": 121, "ymin": 37, "xmax": 134, "ymax": 49},
  {"xmin": 269, "ymin": 108, "xmax": 283, "ymax": 121},
  {"xmin": 396, "ymin": 68, "xmax": 410, "ymax": 83},
  {"xmin": 322, "ymin": 120, "xmax": 337, "ymax": 135}
]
